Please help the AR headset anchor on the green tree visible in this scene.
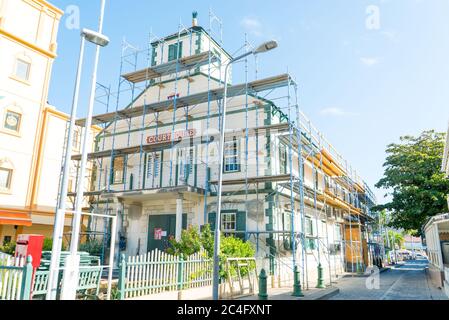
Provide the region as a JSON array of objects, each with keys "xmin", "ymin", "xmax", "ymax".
[
  {"xmin": 387, "ymin": 230, "xmax": 405, "ymax": 249},
  {"xmin": 375, "ymin": 130, "xmax": 449, "ymax": 235}
]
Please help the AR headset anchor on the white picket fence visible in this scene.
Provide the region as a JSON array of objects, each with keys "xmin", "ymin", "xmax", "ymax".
[
  {"xmin": 0, "ymin": 255, "xmax": 28, "ymax": 300},
  {"xmin": 119, "ymin": 249, "xmax": 213, "ymax": 299},
  {"xmin": 0, "ymin": 252, "xmax": 12, "ymax": 266}
]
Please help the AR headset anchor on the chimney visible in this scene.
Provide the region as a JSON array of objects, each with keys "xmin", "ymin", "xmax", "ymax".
[{"xmin": 192, "ymin": 11, "xmax": 198, "ymax": 27}]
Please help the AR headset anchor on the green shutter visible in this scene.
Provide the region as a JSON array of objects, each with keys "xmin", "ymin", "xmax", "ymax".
[
  {"xmin": 208, "ymin": 212, "xmax": 216, "ymax": 230},
  {"xmin": 168, "ymin": 44, "xmax": 175, "ymax": 61},
  {"xmin": 236, "ymin": 212, "xmax": 246, "ymax": 231},
  {"xmin": 236, "ymin": 211, "xmax": 246, "ymax": 240}
]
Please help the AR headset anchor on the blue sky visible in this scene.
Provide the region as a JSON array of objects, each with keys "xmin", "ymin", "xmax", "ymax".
[{"xmin": 48, "ymin": 0, "xmax": 449, "ymax": 203}]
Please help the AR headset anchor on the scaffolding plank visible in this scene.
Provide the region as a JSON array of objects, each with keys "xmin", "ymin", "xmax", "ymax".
[
  {"xmin": 209, "ymin": 174, "xmax": 294, "ymax": 186},
  {"xmin": 76, "ymin": 74, "xmax": 293, "ymax": 126},
  {"xmin": 121, "ymin": 51, "xmax": 218, "ymax": 83},
  {"xmin": 71, "ymin": 123, "xmax": 290, "ymax": 161}
]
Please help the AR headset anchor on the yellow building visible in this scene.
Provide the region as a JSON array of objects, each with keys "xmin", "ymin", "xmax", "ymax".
[{"xmin": 0, "ymin": 0, "xmax": 97, "ymax": 243}]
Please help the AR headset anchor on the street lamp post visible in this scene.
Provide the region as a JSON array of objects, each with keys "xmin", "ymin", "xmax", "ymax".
[
  {"xmin": 46, "ymin": 32, "xmax": 87, "ymax": 301},
  {"xmin": 47, "ymin": 0, "xmax": 109, "ymax": 300},
  {"xmin": 212, "ymin": 40, "xmax": 278, "ymax": 301}
]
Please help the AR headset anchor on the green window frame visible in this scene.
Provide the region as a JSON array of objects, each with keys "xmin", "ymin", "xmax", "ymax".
[{"xmin": 168, "ymin": 42, "xmax": 183, "ymax": 62}]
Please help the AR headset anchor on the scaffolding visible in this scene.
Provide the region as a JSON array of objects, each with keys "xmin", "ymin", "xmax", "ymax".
[{"xmin": 70, "ymin": 10, "xmax": 382, "ymax": 289}]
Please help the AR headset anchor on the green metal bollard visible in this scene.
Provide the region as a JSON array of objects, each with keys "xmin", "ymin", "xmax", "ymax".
[
  {"xmin": 118, "ymin": 254, "xmax": 126, "ymax": 300},
  {"xmin": 356, "ymin": 262, "xmax": 364, "ymax": 275},
  {"xmin": 258, "ymin": 269, "xmax": 268, "ymax": 300},
  {"xmin": 316, "ymin": 263, "xmax": 325, "ymax": 289},
  {"xmin": 292, "ymin": 266, "xmax": 304, "ymax": 297}
]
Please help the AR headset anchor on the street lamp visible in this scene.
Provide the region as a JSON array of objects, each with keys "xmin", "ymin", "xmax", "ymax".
[
  {"xmin": 212, "ymin": 40, "xmax": 278, "ymax": 301},
  {"xmin": 46, "ymin": 0, "xmax": 109, "ymax": 300}
]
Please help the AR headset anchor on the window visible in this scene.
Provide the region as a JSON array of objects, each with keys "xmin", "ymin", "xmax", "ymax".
[
  {"xmin": 305, "ymin": 216, "xmax": 317, "ymax": 251},
  {"xmin": 15, "ymin": 58, "xmax": 31, "ymax": 81},
  {"xmin": 282, "ymin": 211, "xmax": 293, "ymax": 250},
  {"xmin": 112, "ymin": 156, "xmax": 125, "ymax": 184},
  {"xmin": 0, "ymin": 167, "xmax": 12, "ymax": 191},
  {"xmin": 168, "ymin": 42, "xmax": 183, "ymax": 62},
  {"xmin": 279, "ymin": 144, "xmax": 287, "ymax": 174},
  {"xmin": 305, "ymin": 217, "xmax": 314, "ymax": 236},
  {"xmin": 3, "ymin": 236, "xmax": 12, "ymax": 245},
  {"xmin": 3, "ymin": 110, "xmax": 21, "ymax": 132},
  {"xmin": 221, "ymin": 212, "xmax": 236, "ymax": 232},
  {"xmin": 224, "ymin": 137, "xmax": 240, "ymax": 173}
]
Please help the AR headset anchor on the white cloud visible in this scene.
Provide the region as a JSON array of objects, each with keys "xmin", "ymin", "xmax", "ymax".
[
  {"xmin": 240, "ymin": 17, "xmax": 263, "ymax": 37},
  {"xmin": 360, "ymin": 57, "xmax": 380, "ymax": 66},
  {"xmin": 320, "ymin": 107, "xmax": 358, "ymax": 117}
]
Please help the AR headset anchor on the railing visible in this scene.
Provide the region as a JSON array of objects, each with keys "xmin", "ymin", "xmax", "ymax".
[
  {"xmin": 118, "ymin": 249, "xmax": 212, "ymax": 300},
  {"xmin": 0, "ymin": 256, "xmax": 33, "ymax": 300}
]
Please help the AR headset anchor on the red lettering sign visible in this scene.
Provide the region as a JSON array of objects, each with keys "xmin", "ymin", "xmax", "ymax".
[{"xmin": 146, "ymin": 129, "xmax": 197, "ymax": 145}]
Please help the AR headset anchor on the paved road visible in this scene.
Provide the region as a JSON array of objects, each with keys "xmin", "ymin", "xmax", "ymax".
[{"xmin": 328, "ymin": 259, "xmax": 448, "ymax": 300}]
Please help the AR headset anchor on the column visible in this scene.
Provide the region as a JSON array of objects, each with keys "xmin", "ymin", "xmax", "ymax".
[{"xmin": 176, "ymin": 194, "xmax": 183, "ymax": 241}]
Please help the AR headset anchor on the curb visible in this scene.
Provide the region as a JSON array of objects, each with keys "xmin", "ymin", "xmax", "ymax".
[{"xmin": 315, "ymin": 287, "xmax": 340, "ymax": 300}]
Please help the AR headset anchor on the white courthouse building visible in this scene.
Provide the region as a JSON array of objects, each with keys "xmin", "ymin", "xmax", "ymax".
[{"xmin": 74, "ymin": 13, "xmax": 381, "ymax": 287}]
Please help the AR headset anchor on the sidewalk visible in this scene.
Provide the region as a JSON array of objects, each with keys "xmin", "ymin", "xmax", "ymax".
[{"xmin": 236, "ymin": 286, "xmax": 340, "ymax": 301}]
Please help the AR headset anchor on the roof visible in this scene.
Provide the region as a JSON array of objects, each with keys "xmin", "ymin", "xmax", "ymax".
[
  {"xmin": 151, "ymin": 25, "xmax": 233, "ymax": 59},
  {"xmin": 424, "ymin": 213, "xmax": 449, "ymax": 231}
]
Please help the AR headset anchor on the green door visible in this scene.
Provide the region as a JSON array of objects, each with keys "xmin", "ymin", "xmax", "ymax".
[{"xmin": 147, "ymin": 214, "xmax": 187, "ymax": 251}]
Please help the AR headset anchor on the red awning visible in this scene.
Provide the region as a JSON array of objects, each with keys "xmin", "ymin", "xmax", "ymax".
[{"xmin": 0, "ymin": 211, "xmax": 32, "ymax": 226}]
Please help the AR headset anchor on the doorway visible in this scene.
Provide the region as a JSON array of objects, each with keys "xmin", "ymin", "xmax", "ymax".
[{"xmin": 147, "ymin": 214, "xmax": 187, "ymax": 252}]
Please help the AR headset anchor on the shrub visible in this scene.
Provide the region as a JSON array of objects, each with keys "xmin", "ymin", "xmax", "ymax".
[
  {"xmin": 0, "ymin": 242, "xmax": 16, "ymax": 255},
  {"xmin": 166, "ymin": 226, "xmax": 202, "ymax": 259},
  {"xmin": 79, "ymin": 240, "xmax": 103, "ymax": 257},
  {"xmin": 219, "ymin": 235, "xmax": 256, "ymax": 279},
  {"xmin": 166, "ymin": 224, "xmax": 256, "ymax": 280},
  {"xmin": 42, "ymin": 238, "xmax": 67, "ymax": 251}
]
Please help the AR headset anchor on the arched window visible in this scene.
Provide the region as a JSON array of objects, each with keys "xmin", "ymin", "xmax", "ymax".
[
  {"xmin": 13, "ymin": 53, "xmax": 32, "ymax": 81},
  {"xmin": 0, "ymin": 158, "xmax": 14, "ymax": 192}
]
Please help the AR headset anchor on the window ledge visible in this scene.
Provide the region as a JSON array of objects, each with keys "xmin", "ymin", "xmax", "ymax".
[
  {"xmin": 9, "ymin": 75, "xmax": 31, "ymax": 86},
  {"xmin": 0, "ymin": 189, "xmax": 12, "ymax": 195},
  {"xmin": 0, "ymin": 128, "xmax": 21, "ymax": 138}
]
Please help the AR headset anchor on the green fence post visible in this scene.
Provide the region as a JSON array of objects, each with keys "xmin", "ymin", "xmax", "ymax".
[
  {"xmin": 20, "ymin": 255, "xmax": 33, "ymax": 300},
  {"xmin": 118, "ymin": 254, "xmax": 126, "ymax": 300},
  {"xmin": 292, "ymin": 266, "xmax": 304, "ymax": 297},
  {"xmin": 258, "ymin": 269, "xmax": 268, "ymax": 300},
  {"xmin": 316, "ymin": 263, "xmax": 325, "ymax": 289},
  {"xmin": 177, "ymin": 257, "xmax": 184, "ymax": 291}
]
